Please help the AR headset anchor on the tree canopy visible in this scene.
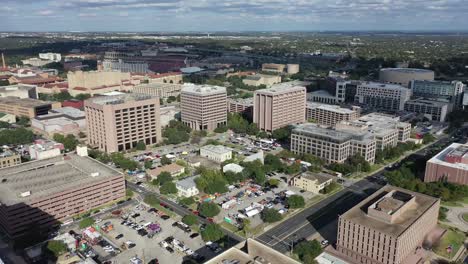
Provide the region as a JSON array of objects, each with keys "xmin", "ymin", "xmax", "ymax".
[
  {"xmin": 199, "ymin": 202, "xmax": 221, "ymax": 217},
  {"xmin": 261, "ymin": 208, "xmax": 282, "ymax": 223},
  {"xmin": 182, "ymin": 214, "xmax": 198, "ymax": 226},
  {"xmin": 0, "ymin": 128, "xmax": 35, "ymax": 145},
  {"xmin": 160, "ymin": 182, "xmax": 177, "ymax": 194},
  {"xmin": 287, "ymin": 195, "xmax": 305, "ymax": 208},
  {"xmin": 201, "ymin": 223, "xmax": 225, "ymax": 242},
  {"xmin": 195, "ymin": 168, "xmax": 228, "ymax": 194},
  {"xmin": 79, "ymin": 217, "xmax": 95, "ymax": 229},
  {"xmin": 293, "ymin": 240, "xmax": 323, "ymax": 263},
  {"xmin": 46, "ymin": 240, "xmax": 67, "ymax": 257}
]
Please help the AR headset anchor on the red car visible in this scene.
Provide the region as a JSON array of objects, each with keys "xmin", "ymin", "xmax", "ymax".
[
  {"xmin": 160, "ymin": 202, "xmax": 167, "ymax": 207},
  {"xmin": 192, "ymin": 210, "xmax": 199, "ymax": 215},
  {"xmin": 207, "ymin": 217, "xmax": 214, "ymax": 223}
]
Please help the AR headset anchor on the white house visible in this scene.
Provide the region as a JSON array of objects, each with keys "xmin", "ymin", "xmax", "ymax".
[
  {"xmin": 176, "ymin": 176, "xmax": 199, "ymax": 197},
  {"xmin": 200, "ymin": 145, "xmax": 232, "ymax": 163}
]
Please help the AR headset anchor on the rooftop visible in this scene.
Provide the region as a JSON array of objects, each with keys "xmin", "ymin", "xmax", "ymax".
[
  {"xmin": 306, "ymin": 102, "xmax": 356, "ymax": 114},
  {"xmin": 0, "ymin": 84, "xmax": 36, "ymax": 94},
  {"xmin": 308, "ymin": 89, "xmax": 336, "ymax": 98},
  {"xmin": 0, "ymin": 96, "xmax": 56, "ymax": 108},
  {"xmin": 405, "ymin": 98, "xmax": 450, "ymax": 107},
  {"xmin": 181, "ymin": 83, "xmax": 226, "ymax": 95},
  {"xmin": 228, "ymin": 97, "xmax": 253, "ymax": 105},
  {"xmin": 86, "ymin": 93, "xmax": 155, "ymax": 106},
  {"xmin": 359, "ymin": 81, "xmax": 408, "ymax": 90},
  {"xmin": 340, "ymin": 185, "xmax": 439, "ymax": 236},
  {"xmin": 255, "ymin": 82, "xmax": 306, "ymax": 95},
  {"xmin": 293, "ymin": 123, "xmax": 373, "ymax": 143},
  {"xmin": 380, "ymin": 68, "xmax": 434, "ymax": 74},
  {"xmin": 298, "ymin": 171, "xmax": 333, "ymax": 184},
  {"xmin": 0, "ymin": 154, "xmax": 122, "ymax": 205},
  {"xmin": 201, "ymin": 144, "xmax": 232, "ymax": 154},
  {"xmin": 176, "ymin": 175, "xmax": 198, "ymax": 190},
  {"xmin": 428, "ymin": 143, "xmax": 468, "ymax": 169}
]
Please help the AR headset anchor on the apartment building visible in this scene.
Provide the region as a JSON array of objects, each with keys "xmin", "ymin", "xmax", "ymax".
[
  {"xmin": 133, "ymin": 82, "xmax": 182, "ymax": 98},
  {"xmin": 227, "ymin": 97, "xmax": 253, "ymax": 117},
  {"xmin": 290, "ymin": 123, "xmax": 376, "ymax": 164},
  {"xmin": 180, "ymin": 84, "xmax": 227, "ymax": 131},
  {"xmin": 289, "ymin": 172, "xmax": 333, "ymax": 193},
  {"xmin": 85, "ymin": 94, "xmax": 161, "ymax": 153},
  {"xmin": 253, "ymin": 83, "xmax": 306, "ymax": 132},
  {"xmin": 410, "ymin": 80, "xmax": 465, "ymax": 109},
  {"xmin": 306, "ymin": 102, "xmax": 360, "ymax": 127},
  {"xmin": 404, "ymin": 98, "xmax": 449, "ymax": 122},
  {"xmin": 337, "ymin": 186, "xmax": 440, "ymax": 264},
  {"xmin": 0, "ymin": 151, "xmax": 21, "ymax": 169},
  {"xmin": 0, "ymin": 153, "xmax": 125, "ymax": 239},
  {"xmin": 0, "ymin": 97, "xmax": 61, "ymax": 118},
  {"xmin": 355, "ymin": 82, "xmax": 411, "ymax": 111},
  {"xmin": 28, "ymin": 139, "xmax": 64, "ymax": 160},
  {"xmin": 424, "ymin": 143, "xmax": 468, "ymax": 185}
]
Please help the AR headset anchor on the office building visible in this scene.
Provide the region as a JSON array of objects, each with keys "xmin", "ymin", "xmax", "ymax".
[
  {"xmin": 242, "ymin": 74, "xmax": 281, "ymax": 87},
  {"xmin": 176, "ymin": 176, "xmax": 200, "ymax": 197},
  {"xmin": 85, "ymin": 94, "xmax": 161, "ymax": 153},
  {"xmin": 262, "ymin": 63, "xmax": 286, "ymax": 73},
  {"xmin": 291, "ymin": 123, "xmax": 376, "ymax": 164},
  {"xmin": 180, "ymin": 84, "xmax": 227, "ymax": 131},
  {"xmin": 379, "ymin": 68, "xmax": 434, "ymax": 87},
  {"xmin": 337, "ymin": 186, "xmax": 440, "ymax": 264},
  {"xmin": 404, "ymin": 98, "xmax": 449, "ymax": 122},
  {"xmin": 289, "ymin": 172, "xmax": 333, "ymax": 193},
  {"xmin": 0, "ymin": 84, "xmax": 37, "ymax": 99},
  {"xmin": 0, "ymin": 153, "xmax": 125, "ymax": 239},
  {"xmin": 0, "ymin": 97, "xmax": 61, "ymax": 118},
  {"xmin": 200, "ymin": 145, "xmax": 232, "ymax": 163},
  {"xmin": 424, "ymin": 143, "xmax": 468, "ymax": 185},
  {"xmin": 307, "ymin": 89, "xmax": 338, "ymax": 104},
  {"xmin": 31, "ymin": 107, "xmax": 87, "ymax": 136},
  {"xmin": 38, "ymin": 53, "xmax": 61, "ymax": 62},
  {"xmin": 410, "ymin": 80, "xmax": 465, "ymax": 109},
  {"xmin": 355, "ymin": 82, "xmax": 411, "ymax": 111},
  {"xmin": 133, "ymin": 82, "xmax": 182, "ymax": 98},
  {"xmin": 306, "ymin": 102, "xmax": 360, "ymax": 127},
  {"xmin": 227, "ymin": 97, "xmax": 253, "ymax": 117},
  {"xmin": 0, "ymin": 151, "xmax": 21, "ymax": 169},
  {"xmin": 29, "ymin": 139, "xmax": 64, "ymax": 160},
  {"xmin": 254, "ymin": 83, "xmax": 306, "ymax": 132},
  {"xmin": 67, "ymin": 70, "xmax": 132, "ymax": 96}
]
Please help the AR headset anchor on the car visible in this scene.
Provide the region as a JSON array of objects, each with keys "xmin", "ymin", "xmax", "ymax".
[
  {"xmin": 136, "ymin": 181, "xmax": 143, "ymax": 185},
  {"xmin": 160, "ymin": 202, "xmax": 167, "ymax": 207},
  {"xmin": 321, "ymin": 240, "xmax": 329, "ymax": 246},
  {"xmin": 95, "ymin": 218, "xmax": 103, "ymax": 223},
  {"xmin": 115, "ymin": 234, "xmax": 124, "ymax": 239},
  {"xmin": 172, "ymin": 222, "xmax": 178, "ymax": 227},
  {"xmin": 148, "ymin": 259, "xmax": 159, "ymax": 264},
  {"xmin": 165, "ymin": 246, "xmax": 174, "ymax": 253},
  {"xmin": 207, "ymin": 217, "xmax": 214, "ymax": 223},
  {"xmin": 148, "ymin": 208, "xmax": 157, "ymax": 213},
  {"xmin": 132, "ymin": 213, "xmax": 141, "ymax": 218},
  {"xmin": 130, "ymin": 257, "xmax": 143, "ymax": 264},
  {"xmin": 160, "ymin": 215, "xmax": 170, "ymax": 220},
  {"xmin": 189, "ymin": 233, "xmax": 199, "ymax": 239}
]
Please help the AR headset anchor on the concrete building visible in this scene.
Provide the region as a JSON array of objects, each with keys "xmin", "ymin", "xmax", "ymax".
[
  {"xmin": 200, "ymin": 145, "xmax": 232, "ymax": 163},
  {"xmin": 424, "ymin": 143, "xmax": 468, "ymax": 185},
  {"xmin": 29, "ymin": 139, "xmax": 64, "ymax": 160},
  {"xmin": 286, "ymin": 64, "xmax": 300, "ymax": 74},
  {"xmin": 146, "ymin": 72, "xmax": 183, "ymax": 84},
  {"xmin": 31, "ymin": 107, "xmax": 87, "ymax": 136},
  {"xmin": 0, "ymin": 153, "xmax": 125, "ymax": 239},
  {"xmin": 379, "ymin": 68, "xmax": 434, "ymax": 87},
  {"xmin": 262, "ymin": 63, "xmax": 286, "ymax": 73},
  {"xmin": 404, "ymin": 98, "xmax": 449, "ymax": 122},
  {"xmin": 337, "ymin": 186, "xmax": 440, "ymax": 264},
  {"xmin": 180, "ymin": 84, "xmax": 227, "ymax": 131},
  {"xmin": 355, "ymin": 82, "xmax": 411, "ymax": 111},
  {"xmin": 0, "ymin": 113, "xmax": 16, "ymax": 124},
  {"xmin": 147, "ymin": 163, "xmax": 185, "ymax": 179},
  {"xmin": 253, "ymin": 83, "xmax": 306, "ymax": 132},
  {"xmin": 306, "ymin": 102, "xmax": 360, "ymax": 127},
  {"xmin": 410, "ymin": 80, "xmax": 465, "ymax": 109},
  {"xmin": 39, "ymin": 53, "xmax": 61, "ymax": 62},
  {"xmin": 0, "ymin": 84, "xmax": 37, "ymax": 99},
  {"xmin": 85, "ymin": 94, "xmax": 161, "ymax": 153},
  {"xmin": 67, "ymin": 70, "xmax": 132, "ymax": 96},
  {"xmin": 0, "ymin": 97, "xmax": 61, "ymax": 118},
  {"xmin": 227, "ymin": 97, "xmax": 253, "ymax": 117},
  {"xmin": 176, "ymin": 176, "xmax": 199, "ymax": 197},
  {"xmin": 102, "ymin": 60, "xmax": 149, "ymax": 73},
  {"xmin": 0, "ymin": 151, "xmax": 21, "ymax": 169},
  {"xmin": 291, "ymin": 123, "xmax": 377, "ymax": 164},
  {"xmin": 289, "ymin": 172, "xmax": 333, "ymax": 193},
  {"xmin": 307, "ymin": 90, "xmax": 338, "ymax": 104},
  {"xmin": 133, "ymin": 82, "xmax": 182, "ymax": 98},
  {"xmin": 21, "ymin": 58, "xmax": 53, "ymax": 67},
  {"xmin": 242, "ymin": 74, "xmax": 281, "ymax": 87}
]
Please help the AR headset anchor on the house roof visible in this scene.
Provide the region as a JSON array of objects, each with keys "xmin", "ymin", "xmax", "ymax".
[{"xmin": 147, "ymin": 163, "xmax": 184, "ymax": 177}]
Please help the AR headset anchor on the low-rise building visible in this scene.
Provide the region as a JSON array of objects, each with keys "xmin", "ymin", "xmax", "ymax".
[
  {"xmin": 0, "ymin": 84, "xmax": 37, "ymax": 99},
  {"xmin": 404, "ymin": 98, "xmax": 449, "ymax": 122},
  {"xmin": 289, "ymin": 172, "xmax": 333, "ymax": 193},
  {"xmin": 200, "ymin": 145, "xmax": 232, "ymax": 163},
  {"xmin": 355, "ymin": 82, "xmax": 411, "ymax": 111},
  {"xmin": 28, "ymin": 139, "xmax": 64, "ymax": 160},
  {"xmin": 0, "ymin": 112, "xmax": 16, "ymax": 124},
  {"xmin": 31, "ymin": 107, "xmax": 86, "ymax": 136},
  {"xmin": 176, "ymin": 176, "xmax": 199, "ymax": 197},
  {"xmin": 147, "ymin": 163, "xmax": 185, "ymax": 179},
  {"xmin": 223, "ymin": 163, "xmax": 244, "ymax": 174},
  {"xmin": 243, "ymin": 74, "xmax": 281, "ymax": 87},
  {"xmin": 424, "ymin": 143, "xmax": 468, "ymax": 185},
  {"xmin": 262, "ymin": 63, "xmax": 286, "ymax": 73},
  {"xmin": 146, "ymin": 72, "xmax": 183, "ymax": 84},
  {"xmin": 133, "ymin": 82, "xmax": 182, "ymax": 98},
  {"xmin": 0, "ymin": 151, "xmax": 21, "ymax": 169},
  {"xmin": 0, "ymin": 97, "xmax": 61, "ymax": 118},
  {"xmin": 227, "ymin": 97, "xmax": 253, "ymax": 118},
  {"xmin": 306, "ymin": 102, "xmax": 360, "ymax": 127}
]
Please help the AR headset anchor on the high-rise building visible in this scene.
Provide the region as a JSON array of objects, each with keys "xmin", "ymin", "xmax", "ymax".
[
  {"xmin": 85, "ymin": 94, "xmax": 161, "ymax": 153},
  {"xmin": 355, "ymin": 82, "xmax": 411, "ymax": 111},
  {"xmin": 180, "ymin": 84, "xmax": 227, "ymax": 131},
  {"xmin": 306, "ymin": 102, "xmax": 360, "ymax": 127},
  {"xmin": 291, "ymin": 123, "xmax": 376, "ymax": 164},
  {"xmin": 337, "ymin": 186, "xmax": 440, "ymax": 264},
  {"xmin": 424, "ymin": 143, "xmax": 468, "ymax": 185},
  {"xmin": 410, "ymin": 80, "xmax": 465, "ymax": 109},
  {"xmin": 254, "ymin": 83, "xmax": 306, "ymax": 132}
]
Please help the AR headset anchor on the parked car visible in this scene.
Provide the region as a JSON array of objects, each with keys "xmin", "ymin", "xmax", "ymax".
[
  {"xmin": 189, "ymin": 233, "xmax": 199, "ymax": 239},
  {"xmin": 115, "ymin": 234, "xmax": 124, "ymax": 239}
]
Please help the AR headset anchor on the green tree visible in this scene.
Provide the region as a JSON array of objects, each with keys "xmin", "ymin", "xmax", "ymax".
[
  {"xmin": 46, "ymin": 240, "xmax": 67, "ymax": 257},
  {"xmin": 242, "ymin": 160, "xmax": 267, "ymax": 185},
  {"xmin": 182, "ymin": 214, "xmax": 198, "ymax": 226},
  {"xmin": 167, "ymin": 96, "xmax": 177, "ymax": 103},
  {"xmin": 264, "ymin": 154, "xmax": 284, "ymax": 172},
  {"xmin": 293, "ymin": 240, "xmax": 323, "ymax": 262},
  {"xmin": 261, "ymin": 208, "xmax": 282, "ymax": 223},
  {"xmin": 268, "ymin": 178, "xmax": 280, "ymax": 187},
  {"xmin": 53, "ymin": 133, "xmax": 79, "ymax": 151},
  {"xmin": 161, "ymin": 155, "xmax": 172, "ymax": 165},
  {"xmin": 287, "ymin": 195, "xmax": 305, "ymax": 208},
  {"xmin": 16, "ymin": 116, "xmax": 30, "ymax": 127},
  {"xmin": 136, "ymin": 141, "xmax": 146, "ymax": 151},
  {"xmin": 157, "ymin": 172, "xmax": 173, "ymax": 186},
  {"xmin": 0, "ymin": 121, "xmax": 10, "ymax": 129},
  {"xmin": 79, "ymin": 217, "xmax": 95, "ymax": 228},
  {"xmin": 201, "ymin": 223, "xmax": 225, "ymax": 242},
  {"xmin": 74, "ymin": 93, "xmax": 91, "ymax": 101},
  {"xmin": 160, "ymin": 182, "xmax": 177, "ymax": 194},
  {"xmin": 199, "ymin": 202, "xmax": 221, "ymax": 217},
  {"xmin": 0, "ymin": 128, "xmax": 35, "ymax": 145},
  {"xmin": 195, "ymin": 169, "xmax": 228, "ymax": 194},
  {"xmin": 214, "ymin": 125, "xmax": 228, "ymax": 133},
  {"xmin": 179, "ymin": 197, "xmax": 196, "ymax": 206},
  {"xmin": 423, "ymin": 133, "xmax": 436, "ymax": 144},
  {"xmin": 126, "ymin": 189, "xmax": 134, "ymax": 198},
  {"xmin": 144, "ymin": 160, "xmax": 153, "ymax": 169},
  {"xmin": 272, "ymin": 126, "xmax": 293, "ymax": 141}
]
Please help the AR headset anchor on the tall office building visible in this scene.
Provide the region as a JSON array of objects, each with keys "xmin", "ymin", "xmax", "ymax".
[
  {"xmin": 254, "ymin": 83, "xmax": 306, "ymax": 132},
  {"xmin": 355, "ymin": 82, "xmax": 411, "ymax": 111},
  {"xmin": 180, "ymin": 84, "xmax": 227, "ymax": 131},
  {"xmin": 410, "ymin": 80, "xmax": 465, "ymax": 109},
  {"xmin": 337, "ymin": 186, "xmax": 440, "ymax": 264},
  {"xmin": 85, "ymin": 94, "xmax": 161, "ymax": 153}
]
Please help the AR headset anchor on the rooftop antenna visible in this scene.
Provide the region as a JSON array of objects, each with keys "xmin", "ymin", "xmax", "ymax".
[{"xmin": 1, "ymin": 53, "xmax": 5, "ymax": 68}]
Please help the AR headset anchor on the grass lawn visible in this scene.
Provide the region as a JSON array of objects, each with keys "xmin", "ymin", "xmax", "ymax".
[
  {"xmin": 434, "ymin": 228, "xmax": 466, "ymax": 259},
  {"xmin": 463, "ymin": 213, "xmax": 468, "ymax": 223}
]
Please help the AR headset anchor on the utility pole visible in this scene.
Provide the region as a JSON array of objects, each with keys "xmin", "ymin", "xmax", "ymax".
[{"xmin": 1, "ymin": 53, "xmax": 5, "ymax": 68}]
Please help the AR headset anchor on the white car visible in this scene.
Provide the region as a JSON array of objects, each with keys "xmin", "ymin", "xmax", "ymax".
[
  {"xmin": 130, "ymin": 257, "xmax": 143, "ymax": 264},
  {"xmin": 321, "ymin": 240, "xmax": 329, "ymax": 246},
  {"xmin": 95, "ymin": 218, "xmax": 103, "ymax": 223}
]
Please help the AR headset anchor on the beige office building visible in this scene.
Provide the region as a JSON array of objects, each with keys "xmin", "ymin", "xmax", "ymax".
[
  {"xmin": 306, "ymin": 102, "xmax": 360, "ymax": 127},
  {"xmin": 291, "ymin": 123, "xmax": 376, "ymax": 164},
  {"xmin": 254, "ymin": 84, "xmax": 306, "ymax": 132},
  {"xmin": 0, "ymin": 97, "xmax": 61, "ymax": 118},
  {"xmin": 243, "ymin": 74, "xmax": 281, "ymax": 87},
  {"xmin": 262, "ymin": 63, "xmax": 286, "ymax": 73},
  {"xmin": 180, "ymin": 84, "xmax": 227, "ymax": 131},
  {"xmin": 289, "ymin": 172, "xmax": 333, "ymax": 193},
  {"xmin": 337, "ymin": 186, "xmax": 440, "ymax": 264},
  {"xmin": 68, "ymin": 70, "xmax": 131, "ymax": 90},
  {"xmin": 85, "ymin": 94, "xmax": 161, "ymax": 153},
  {"xmin": 133, "ymin": 82, "xmax": 182, "ymax": 98}
]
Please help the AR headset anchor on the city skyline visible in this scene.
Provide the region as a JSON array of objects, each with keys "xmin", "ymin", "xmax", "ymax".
[{"xmin": 0, "ymin": 0, "xmax": 467, "ymax": 32}]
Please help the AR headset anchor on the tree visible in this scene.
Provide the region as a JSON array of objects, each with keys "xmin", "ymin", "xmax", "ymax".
[
  {"xmin": 160, "ymin": 182, "xmax": 177, "ymax": 194},
  {"xmin": 75, "ymin": 93, "xmax": 91, "ymax": 101},
  {"xmin": 195, "ymin": 169, "xmax": 228, "ymax": 194},
  {"xmin": 79, "ymin": 217, "xmax": 95, "ymax": 228},
  {"xmin": 151, "ymin": 179, "xmax": 159, "ymax": 186},
  {"xmin": 0, "ymin": 121, "xmax": 10, "ymax": 129},
  {"xmin": 214, "ymin": 125, "xmax": 228, "ymax": 133},
  {"xmin": 287, "ymin": 195, "xmax": 305, "ymax": 208},
  {"xmin": 201, "ymin": 223, "xmax": 225, "ymax": 242},
  {"xmin": 272, "ymin": 126, "xmax": 293, "ymax": 141},
  {"xmin": 268, "ymin": 178, "xmax": 280, "ymax": 187},
  {"xmin": 0, "ymin": 128, "xmax": 35, "ymax": 145},
  {"xmin": 293, "ymin": 240, "xmax": 323, "ymax": 262},
  {"xmin": 144, "ymin": 160, "xmax": 153, "ymax": 169},
  {"xmin": 265, "ymin": 154, "xmax": 284, "ymax": 172},
  {"xmin": 53, "ymin": 133, "xmax": 79, "ymax": 151},
  {"xmin": 261, "ymin": 208, "xmax": 282, "ymax": 223},
  {"xmin": 179, "ymin": 197, "xmax": 196, "ymax": 206},
  {"xmin": 199, "ymin": 202, "xmax": 220, "ymax": 217},
  {"xmin": 46, "ymin": 240, "xmax": 67, "ymax": 257},
  {"xmin": 423, "ymin": 133, "xmax": 436, "ymax": 144},
  {"xmin": 16, "ymin": 116, "xmax": 30, "ymax": 127},
  {"xmin": 167, "ymin": 96, "xmax": 177, "ymax": 103},
  {"xmin": 182, "ymin": 214, "xmax": 198, "ymax": 226},
  {"xmin": 242, "ymin": 160, "xmax": 267, "ymax": 185},
  {"xmin": 241, "ymin": 218, "xmax": 251, "ymax": 237},
  {"xmin": 161, "ymin": 155, "xmax": 172, "ymax": 165},
  {"xmin": 136, "ymin": 141, "xmax": 146, "ymax": 151},
  {"xmin": 126, "ymin": 189, "xmax": 134, "ymax": 198}
]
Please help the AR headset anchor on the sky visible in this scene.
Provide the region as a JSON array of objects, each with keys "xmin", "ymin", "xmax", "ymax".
[{"xmin": 0, "ymin": 0, "xmax": 467, "ymax": 32}]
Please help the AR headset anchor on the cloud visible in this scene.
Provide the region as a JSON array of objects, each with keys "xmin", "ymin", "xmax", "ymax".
[
  {"xmin": 36, "ymin": 10, "xmax": 55, "ymax": 16},
  {"xmin": 78, "ymin": 12, "xmax": 97, "ymax": 17}
]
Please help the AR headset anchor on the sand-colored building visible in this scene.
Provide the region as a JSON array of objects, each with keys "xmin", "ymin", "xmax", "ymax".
[
  {"xmin": 0, "ymin": 97, "xmax": 61, "ymax": 118},
  {"xmin": 243, "ymin": 74, "xmax": 281, "ymax": 87},
  {"xmin": 289, "ymin": 172, "xmax": 333, "ymax": 193},
  {"xmin": 0, "ymin": 151, "xmax": 21, "ymax": 169},
  {"xmin": 133, "ymin": 82, "xmax": 182, "ymax": 98},
  {"xmin": 67, "ymin": 70, "xmax": 133, "ymax": 96},
  {"xmin": 306, "ymin": 102, "xmax": 360, "ymax": 127},
  {"xmin": 262, "ymin": 63, "xmax": 286, "ymax": 73}
]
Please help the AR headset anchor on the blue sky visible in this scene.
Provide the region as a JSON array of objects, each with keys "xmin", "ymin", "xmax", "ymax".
[{"xmin": 0, "ymin": 0, "xmax": 467, "ymax": 32}]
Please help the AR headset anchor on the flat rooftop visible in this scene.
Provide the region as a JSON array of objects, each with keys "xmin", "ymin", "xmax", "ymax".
[
  {"xmin": 293, "ymin": 123, "xmax": 373, "ymax": 143},
  {"xmin": 299, "ymin": 171, "xmax": 333, "ymax": 184},
  {"xmin": 201, "ymin": 144, "xmax": 232, "ymax": 154},
  {"xmin": 181, "ymin": 83, "xmax": 226, "ymax": 95},
  {"xmin": 380, "ymin": 68, "xmax": 434, "ymax": 74},
  {"xmin": 307, "ymin": 102, "xmax": 356, "ymax": 114},
  {"xmin": 255, "ymin": 82, "xmax": 306, "ymax": 95},
  {"xmin": 228, "ymin": 97, "xmax": 253, "ymax": 105},
  {"xmin": 0, "ymin": 84, "xmax": 36, "ymax": 93},
  {"xmin": 428, "ymin": 143, "xmax": 468, "ymax": 170},
  {"xmin": 0, "ymin": 154, "xmax": 122, "ymax": 206},
  {"xmin": 340, "ymin": 185, "xmax": 439, "ymax": 237},
  {"xmin": 405, "ymin": 98, "xmax": 450, "ymax": 107},
  {"xmin": 86, "ymin": 93, "xmax": 155, "ymax": 106},
  {"xmin": 359, "ymin": 81, "xmax": 408, "ymax": 90},
  {"xmin": 0, "ymin": 96, "xmax": 55, "ymax": 108}
]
